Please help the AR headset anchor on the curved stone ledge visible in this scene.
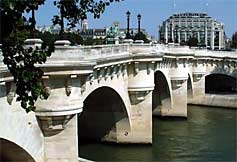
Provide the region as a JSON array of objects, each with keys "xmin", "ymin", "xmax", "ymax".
[
  {"xmin": 128, "ymin": 85, "xmax": 155, "ymax": 92},
  {"xmin": 35, "ymin": 107, "xmax": 83, "ymax": 116}
]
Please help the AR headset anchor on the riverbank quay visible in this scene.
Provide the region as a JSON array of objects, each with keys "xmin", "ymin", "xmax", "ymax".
[{"xmin": 188, "ymin": 94, "xmax": 237, "ymax": 109}]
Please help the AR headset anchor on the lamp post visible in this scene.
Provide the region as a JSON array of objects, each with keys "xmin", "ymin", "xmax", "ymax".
[
  {"xmin": 126, "ymin": 10, "xmax": 131, "ymax": 38},
  {"xmin": 137, "ymin": 14, "xmax": 141, "ymax": 34}
]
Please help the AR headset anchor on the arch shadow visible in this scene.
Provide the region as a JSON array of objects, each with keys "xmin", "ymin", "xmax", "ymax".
[
  {"xmin": 187, "ymin": 73, "xmax": 194, "ymax": 99},
  {"xmin": 152, "ymin": 71, "xmax": 172, "ymax": 116},
  {"xmin": 0, "ymin": 138, "xmax": 35, "ymax": 162},
  {"xmin": 205, "ymin": 74, "xmax": 237, "ymax": 94},
  {"xmin": 78, "ymin": 86, "xmax": 131, "ymax": 144}
]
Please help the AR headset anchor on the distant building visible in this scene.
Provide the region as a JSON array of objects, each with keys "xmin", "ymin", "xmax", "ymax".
[
  {"xmin": 36, "ymin": 25, "xmax": 77, "ymax": 34},
  {"xmin": 159, "ymin": 13, "xmax": 225, "ymax": 49},
  {"xmin": 81, "ymin": 19, "xmax": 89, "ymax": 31},
  {"xmin": 79, "ymin": 21, "xmax": 149, "ymax": 42},
  {"xmin": 79, "ymin": 29, "xmax": 106, "ymax": 40}
]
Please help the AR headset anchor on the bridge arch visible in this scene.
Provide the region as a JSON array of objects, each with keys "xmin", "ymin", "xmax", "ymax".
[
  {"xmin": 0, "ymin": 115, "xmax": 43, "ymax": 162},
  {"xmin": 78, "ymin": 86, "xmax": 131, "ymax": 143},
  {"xmin": 0, "ymin": 138, "xmax": 35, "ymax": 162},
  {"xmin": 187, "ymin": 73, "xmax": 194, "ymax": 99},
  {"xmin": 152, "ymin": 70, "xmax": 172, "ymax": 116},
  {"xmin": 0, "ymin": 84, "xmax": 44, "ymax": 162},
  {"xmin": 206, "ymin": 65, "xmax": 237, "ymax": 79},
  {"xmin": 205, "ymin": 74, "xmax": 237, "ymax": 94}
]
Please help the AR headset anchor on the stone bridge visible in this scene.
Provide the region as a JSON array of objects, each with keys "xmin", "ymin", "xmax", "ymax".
[{"xmin": 0, "ymin": 43, "xmax": 236, "ymax": 162}]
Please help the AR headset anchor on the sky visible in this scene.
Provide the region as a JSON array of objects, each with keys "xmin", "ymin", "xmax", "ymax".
[{"xmin": 33, "ymin": 0, "xmax": 237, "ymax": 39}]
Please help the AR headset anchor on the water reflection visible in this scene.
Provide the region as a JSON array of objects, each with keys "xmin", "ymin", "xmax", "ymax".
[{"xmin": 79, "ymin": 106, "xmax": 236, "ymax": 162}]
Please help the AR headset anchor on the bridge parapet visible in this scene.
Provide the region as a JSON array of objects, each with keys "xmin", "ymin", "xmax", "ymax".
[
  {"xmin": 158, "ymin": 44, "xmax": 194, "ymax": 56},
  {"xmin": 81, "ymin": 44, "xmax": 129, "ymax": 60},
  {"xmin": 129, "ymin": 44, "xmax": 157, "ymax": 55},
  {"xmin": 193, "ymin": 49, "xmax": 237, "ymax": 60}
]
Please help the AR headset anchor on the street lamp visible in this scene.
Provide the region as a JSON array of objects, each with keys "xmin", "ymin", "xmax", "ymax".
[
  {"xmin": 126, "ymin": 10, "xmax": 131, "ymax": 38},
  {"xmin": 137, "ymin": 14, "xmax": 141, "ymax": 34}
]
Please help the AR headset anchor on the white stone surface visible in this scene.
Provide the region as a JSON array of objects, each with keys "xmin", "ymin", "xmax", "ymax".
[{"xmin": 0, "ymin": 43, "xmax": 237, "ymax": 161}]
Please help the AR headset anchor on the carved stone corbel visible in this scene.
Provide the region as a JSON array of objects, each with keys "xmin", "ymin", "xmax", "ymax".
[
  {"xmin": 175, "ymin": 58, "xmax": 179, "ymax": 68},
  {"xmin": 154, "ymin": 62, "xmax": 158, "ymax": 71},
  {"xmin": 193, "ymin": 59, "xmax": 198, "ymax": 67},
  {"xmin": 42, "ymin": 76, "xmax": 50, "ymax": 95},
  {"xmin": 77, "ymin": 75, "xmax": 87, "ymax": 94},
  {"xmin": 147, "ymin": 62, "xmax": 155, "ymax": 75},
  {"xmin": 210, "ymin": 60, "xmax": 214, "ymax": 66},
  {"xmin": 37, "ymin": 114, "xmax": 74, "ymax": 136},
  {"xmin": 183, "ymin": 59, "xmax": 186, "ymax": 68},
  {"xmin": 6, "ymin": 82, "xmax": 15, "ymax": 105},
  {"xmin": 65, "ymin": 79, "xmax": 72, "ymax": 97},
  {"xmin": 227, "ymin": 61, "xmax": 231, "ymax": 68},
  {"xmin": 128, "ymin": 90, "xmax": 151, "ymax": 105},
  {"xmin": 117, "ymin": 64, "xmax": 121, "ymax": 78},
  {"xmin": 171, "ymin": 79, "xmax": 187, "ymax": 90},
  {"xmin": 89, "ymin": 73, "xmax": 94, "ymax": 85},
  {"xmin": 134, "ymin": 62, "xmax": 139, "ymax": 74},
  {"xmin": 192, "ymin": 73, "xmax": 205, "ymax": 82},
  {"xmin": 202, "ymin": 60, "xmax": 206, "ymax": 66},
  {"xmin": 97, "ymin": 68, "xmax": 103, "ymax": 83},
  {"xmin": 111, "ymin": 66, "xmax": 116, "ymax": 79},
  {"xmin": 122, "ymin": 64, "xmax": 127, "ymax": 76},
  {"xmin": 65, "ymin": 75, "xmax": 77, "ymax": 96},
  {"xmin": 104, "ymin": 67, "xmax": 109, "ymax": 80},
  {"xmin": 231, "ymin": 61, "xmax": 236, "ymax": 68}
]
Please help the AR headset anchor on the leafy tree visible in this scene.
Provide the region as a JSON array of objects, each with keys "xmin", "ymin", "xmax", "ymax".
[
  {"xmin": 64, "ymin": 32, "xmax": 84, "ymax": 45},
  {"xmin": 187, "ymin": 37, "xmax": 198, "ymax": 47},
  {"xmin": 35, "ymin": 31, "xmax": 84, "ymax": 46},
  {"xmin": 0, "ymin": 0, "xmax": 123, "ymax": 112},
  {"xmin": 133, "ymin": 32, "xmax": 149, "ymax": 43}
]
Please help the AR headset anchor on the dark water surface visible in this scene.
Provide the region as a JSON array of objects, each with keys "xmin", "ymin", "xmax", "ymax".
[{"xmin": 79, "ymin": 106, "xmax": 237, "ymax": 162}]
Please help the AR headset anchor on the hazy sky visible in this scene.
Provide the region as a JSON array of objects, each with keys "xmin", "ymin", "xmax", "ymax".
[{"xmin": 33, "ymin": 0, "xmax": 237, "ymax": 39}]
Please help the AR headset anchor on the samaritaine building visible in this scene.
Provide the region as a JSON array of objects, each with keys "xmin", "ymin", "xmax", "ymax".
[{"xmin": 159, "ymin": 13, "xmax": 225, "ymax": 49}]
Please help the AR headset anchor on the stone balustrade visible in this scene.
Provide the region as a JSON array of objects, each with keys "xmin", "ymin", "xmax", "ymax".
[
  {"xmin": 1, "ymin": 42, "xmax": 237, "ymax": 67},
  {"xmin": 193, "ymin": 49, "xmax": 237, "ymax": 59}
]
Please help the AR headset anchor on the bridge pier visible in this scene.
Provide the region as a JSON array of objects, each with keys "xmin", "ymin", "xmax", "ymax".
[
  {"xmin": 169, "ymin": 79, "xmax": 188, "ymax": 117},
  {"xmin": 192, "ymin": 60, "xmax": 206, "ymax": 98},
  {"xmin": 127, "ymin": 62, "xmax": 154, "ymax": 143},
  {"xmin": 167, "ymin": 63, "xmax": 189, "ymax": 117},
  {"xmin": 39, "ymin": 115, "xmax": 79, "ymax": 162},
  {"xmin": 35, "ymin": 75, "xmax": 84, "ymax": 162}
]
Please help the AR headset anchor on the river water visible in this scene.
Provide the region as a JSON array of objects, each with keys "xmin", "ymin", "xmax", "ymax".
[{"xmin": 79, "ymin": 105, "xmax": 236, "ymax": 162}]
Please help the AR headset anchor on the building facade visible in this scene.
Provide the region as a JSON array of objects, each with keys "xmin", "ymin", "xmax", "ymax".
[
  {"xmin": 159, "ymin": 13, "xmax": 225, "ymax": 49},
  {"xmin": 79, "ymin": 20, "xmax": 149, "ymax": 42},
  {"xmin": 80, "ymin": 29, "xmax": 107, "ymax": 40}
]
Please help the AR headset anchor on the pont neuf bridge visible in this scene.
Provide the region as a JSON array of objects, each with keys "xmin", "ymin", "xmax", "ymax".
[{"xmin": 0, "ymin": 40, "xmax": 236, "ymax": 162}]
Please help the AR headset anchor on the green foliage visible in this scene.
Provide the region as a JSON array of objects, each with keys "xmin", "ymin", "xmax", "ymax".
[
  {"xmin": 83, "ymin": 38, "xmax": 104, "ymax": 45},
  {"xmin": 133, "ymin": 32, "xmax": 149, "ymax": 43},
  {"xmin": 52, "ymin": 0, "xmax": 123, "ymax": 37},
  {"xmin": 2, "ymin": 45, "xmax": 53, "ymax": 112},
  {"xmin": 187, "ymin": 37, "xmax": 198, "ymax": 47},
  {"xmin": 0, "ymin": 0, "xmax": 45, "ymax": 42},
  {"xmin": 35, "ymin": 31, "xmax": 84, "ymax": 46},
  {"xmin": 0, "ymin": 0, "xmax": 123, "ymax": 113}
]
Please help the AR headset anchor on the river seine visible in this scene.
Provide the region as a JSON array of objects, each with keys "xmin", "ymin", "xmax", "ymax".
[{"xmin": 79, "ymin": 105, "xmax": 236, "ymax": 162}]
